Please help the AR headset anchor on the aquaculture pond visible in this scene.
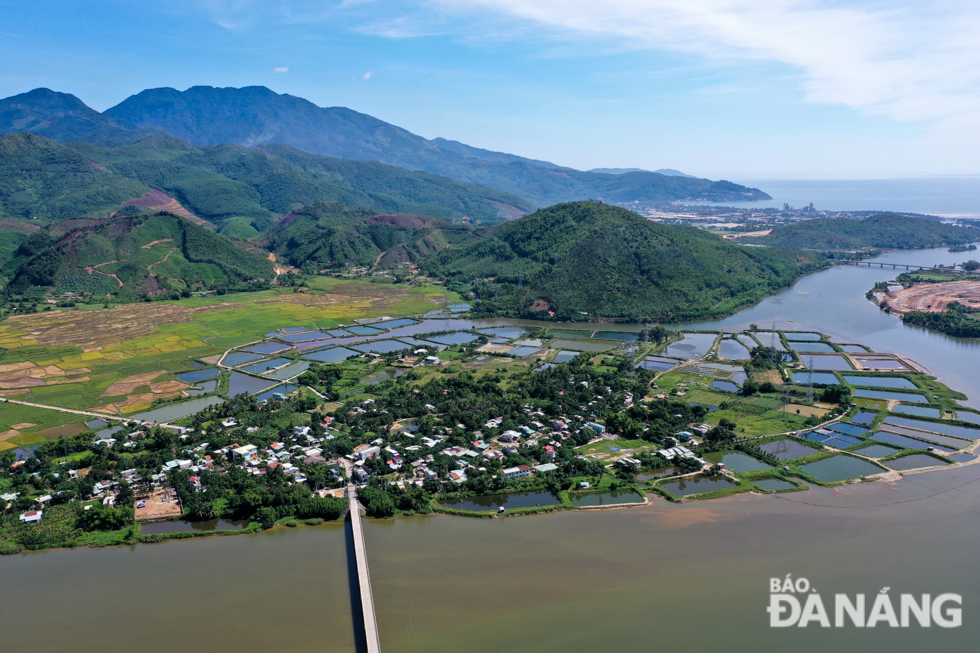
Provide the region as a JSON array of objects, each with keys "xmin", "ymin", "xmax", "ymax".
[
  {"xmin": 660, "ymin": 476, "xmax": 736, "ymax": 497},
  {"xmin": 885, "ymin": 454, "xmax": 949, "ymax": 471},
  {"xmin": 710, "ymin": 380, "xmax": 740, "ymax": 392},
  {"xmin": 326, "ymin": 329, "xmax": 353, "ymax": 337},
  {"xmin": 635, "ymin": 467, "xmax": 680, "ymax": 481},
  {"xmin": 758, "ymin": 439, "xmax": 819, "ymax": 460},
  {"xmin": 802, "ymin": 431, "xmax": 863, "ymax": 448},
  {"xmin": 379, "ymin": 319, "xmax": 418, "ymax": 329},
  {"xmin": 256, "ymin": 385, "xmax": 298, "ymax": 402},
  {"xmin": 227, "ymin": 372, "xmax": 277, "ymax": 397},
  {"xmin": 546, "ymin": 329, "xmax": 592, "ymax": 339},
  {"xmin": 425, "ymin": 332, "xmax": 480, "ymax": 345},
  {"xmin": 949, "ymin": 453, "xmax": 977, "ymax": 462},
  {"xmin": 266, "ymin": 361, "xmax": 309, "ymax": 380},
  {"xmin": 222, "ymin": 351, "xmax": 265, "ymax": 367},
  {"xmin": 827, "ymin": 422, "xmax": 870, "ymax": 437},
  {"xmin": 871, "ymin": 431, "xmax": 954, "ymax": 452},
  {"xmin": 553, "ymin": 351, "xmax": 578, "ymax": 364},
  {"xmin": 478, "ymin": 327, "xmax": 526, "ymax": 339},
  {"xmin": 266, "ymin": 327, "xmax": 304, "ymax": 337},
  {"xmin": 551, "ymin": 339, "xmax": 614, "ymax": 352},
  {"xmin": 877, "ymin": 426, "xmax": 969, "ymax": 449},
  {"xmin": 514, "ymin": 338, "xmax": 543, "ymax": 347},
  {"xmin": 176, "ymin": 369, "xmax": 218, "ymax": 383},
  {"xmin": 783, "ymin": 332, "xmax": 822, "ymax": 340},
  {"xmin": 752, "ymin": 479, "xmax": 796, "ymax": 492},
  {"xmin": 799, "ymin": 456, "xmax": 884, "ymax": 482},
  {"xmin": 242, "ymin": 342, "xmax": 290, "ymax": 355},
  {"xmin": 439, "ymin": 489, "xmax": 560, "ymax": 512},
  {"xmin": 883, "ymin": 416, "xmax": 980, "ymax": 440},
  {"xmin": 277, "ymin": 331, "xmax": 329, "ymax": 343},
  {"xmin": 802, "ymin": 355, "xmax": 853, "ymax": 371},
  {"xmin": 839, "ymin": 345, "xmax": 870, "ymax": 353},
  {"xmin": 706, "ymin": 452, "xmax": 772, "ymax": 473},
  {"xmin": 593, "ymin": 331, "xmax": 639, "ymax": 341},
  {"xmin": 854, "ymin": 357, "xmax": 908, "ymax": 369},
  {"xmin": 717, "ymin": 339, "xmax": 750, "ymax": 360},
  {"xmin": 854, "ymin": 389, "xmax": 927, "ymax": 402},
  {"xmin": 852, "ymin": 444, "xmax": 902, "ymax": 458},
  {"xmin": 790, "ymin": 372, "xmax": 839, "ymax": 385},
  {"xmin": 850, "ymin": 411, "xmax": 877, "ymax": 425},
  {"xmin": 346, "ymin": 325, "xmax": 384, "ymax": 336},
  {"xmin": 955, "ymin": 411, "xmax": 980, "ymax": 425},
  {"xmin": 351, "ymin": 340, "xmax": 413, "ymax": 354},
  {"xmin": 568, "ymin": 490, "xmax": 644, "ymax": 507},
  {"xmin": 131, "ymin": 397, "xmax": 225, "ymax": 424},
  {"xmin": 636, "ymin": 360, "xmax": 674, "ymax": 371},
  {"xmin": 660, "ymin": 333, "xmax": 717, "ymax": 359},
  {"xmin": 396, "ymin": 337, "xmax": 447, "ymax": 350},
  {"xmin": 140, "ymin": 519, "xmax": 248, "ymax": 534},
  {"xmin": 893, "ymin": 405, "xmax": 942, "ymax": 418},
  {"xmin": 241, "ymin": 358, "xmax": 290, "ymax": 374},
  {"xmin": 508, "ymin": 347, "xmax": 541, "ymax": 357},
  {"xmin": 184, "ymin": 380, "xmax": 218, "ymax": 396},
  {"xmin": 842, "ymin": 375, "xmax": 917, "ymax": 389},
  {"xmin": 787, "ymin": 341, "xmax": 837, "ymax": 353},
  {"xmin": 303, "ymin": 347, "xmax": 360, "ymax": 363}
]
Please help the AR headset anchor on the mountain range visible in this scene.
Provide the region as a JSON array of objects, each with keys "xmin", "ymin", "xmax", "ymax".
[{"xmin": 0, "ymin": 86, "xmax": 770, "ymax": 208}]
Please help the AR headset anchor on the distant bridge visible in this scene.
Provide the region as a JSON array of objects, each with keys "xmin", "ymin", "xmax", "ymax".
[
  {"xmin": 348, "ymin": 485, "xmax": 382, "ymax": 653},
  {"xmin": 839, "ymin": 260, "xmax": 977, "ymax": 274}
]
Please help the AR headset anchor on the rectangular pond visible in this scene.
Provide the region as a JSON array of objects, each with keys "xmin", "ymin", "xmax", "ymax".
[
  {"xmin": 799, "ymin": 455, "xmax": 884, "ymax": 482},
  {"xmin": 782, "ymin": 332, "xmax": 822, "ymax": 340},
  {"xmin": 787, "ymin": 341, "xmax": 837, "ymax": 353},
  {"xmin": 397, "ymin": 337, "xmax": 447, "ymax": 350},
  {"xmin": 839, "ymin": 345, "xmax": 870, "ymax": 353},
  {"xmin": 439, "ymin": 489, "xmax": 560, "ymax": 512},
  {"xmin": 854, "ymin": 389, "xmax": 926, "ymax": 402},
  {"xmin": 706, "ymin": 452, "xmax": 772, "ymax": 473},
  {"xmin": 351, "ymin": 340, "xmax": 414, "ymax": 354},
  {"xmin": 849, "ymin": 411, "xmax": 877, "ymax": 425},
  {"xmin": 242, "ymin": 342, "xmax": 291, "ymax": 355},
  {"xmin": 717, "ymin": 339, "xmax": 750, "ymax": 360},
  {"xmin": 870, "ymin": 431, "xmax": 954, "ymax": 452},
  {"xmin": 346, "ymin": 325, "xmax": 384, "ymax": 336},
  {"xmin": 241, "ymin": 358, "xmax": 291, "ymax": 374},
  {"xmin": 636, "ymin": 360, "xmax": 674, "ymax": 371},
  {"xmin": 425, "ymin": 332, "xmax": 480, "ymax": 345},
  {"xmin": 184, "ymin": 380, "xmax": 217, "ymax": 396},
  {"xmin": 752, "ymin": 479, "xmax": 796, "ymax": 492},
  {"xmin": 478, "ymin": 327, "xmax": 527, "ymax": 339},
  {"xmin": 514, "ymin": 339, "xmax": 544, "ymax": 347},
  {"xmin": 882, "ymin": 416, "xmax": 980, "ymax": 440},
  {"xmin": 130, "ymin": 396, "xmax": 224, "ymax": 423},
  {"xmin": 660, "ymin": 333, "xmax": 717, "ymax": 360},
  {"xmin": 553, "ymin": 351, "xmax": 578, "ymax": 364},
  {"xmin": 508, "ymin": 347, "xmax": 541, "ymax": 357},
  {"xmin": 568, "ymin": 490, "xmax": 645, "ymax": 506},
  {"xmin": 593, "ymin": 331, "xmax": 639, "ymax": 341},
  {"xmin": 265, "ymin": 361, "xmax": 309, "ymax": 380},
  {"xmin": 758, "ymin": 439, "xmax": 820, "ymax": 461},
  {"xmin": 711, "ymin": 380, "xmax": 740, "ymax": 393},
  {"xmin": 327, "ymin": 329, "xmax": 354, "ymax": 337},
  {"xmin": 256, "ymin": 384, "xmax": 299, "ymax": 402},
  {"xmin": 877, "ymin": 426, "xmax": 969, "ymax": 449},
  {"xmin": 854, "ymin": 358, "xmax": 907, "ymax": 369},
  {"xmin": 303, "ymin": 347, "xmax": 360, "ymax": 363},
  {"xmin": 378, "ymin": 319, "xmax": 419, "ymax": 330},
  {"xmin": 636, "ymin": 466, "xmax": 680, "ymax": 481},
  {"xmin": 885, "ymin": 454, "xmax": 949, "ymax": 471},
  {"xmin": 802, "ymin": 355, "xmax": 853, "ymax": 371},
  {"xmin": 660, "ymin": 476, "xmax": 737, "ymax": 497},
  {"xmin": 802, "ymin": 432, "xmax": 863, "ymax": 449},
  {"xmin": 279, "ymin": 331, "xmax": 331, "ymax": 343},
  {"xmin": 852, "ymin": 444, "xmax": 902, "ymax": 458},
  {"xmin": 842, "ymin": 375, "xmax": 917, "ymax": 389},
  {"xmin": 828, "ymin": 423, "xmax": 870, "ymax": 437},
  {"xmin": 893, "ymin": 405, "xmax": 942, "ymax": 418},
  {"xmin": 222, "ymin": 352, "xmax": 266, "ymax": 367},
  {"xmin": 176, "ymin": 369, "xmax": 218, "ymax": 383},
  {"xmin": 955, "ymin": 411, "xmax": 980, "ymax": 425},
  {"xmin": 790, "ymin": 372, "xmax": 839, "ymax": 386},
  {"xmin": 551, "ymin": 339, "xmax": 614, "ymax": 352},
  {"xmin": 227, "ymin": 371, "xmax": 277, "ymax": 397},
  {"xmin": 546, "ymin": 329, "xmax": 593, "ymax": 339}
]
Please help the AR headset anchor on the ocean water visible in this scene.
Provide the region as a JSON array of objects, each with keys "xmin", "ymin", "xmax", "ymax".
[{"xmin": 700, "ymin": 177, "xmax": 980, "ymax": 217}]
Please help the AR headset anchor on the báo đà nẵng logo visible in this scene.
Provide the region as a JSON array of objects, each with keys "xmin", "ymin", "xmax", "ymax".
[{"xmin": 768, "ymin": 575, "xmax": 962, "ymax": 628}]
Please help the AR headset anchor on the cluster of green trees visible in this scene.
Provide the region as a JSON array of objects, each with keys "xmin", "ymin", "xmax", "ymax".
[
  {"xmin": 753, "ymin": 213, "xmax": 979, "ymax": 250},
  {"xmin": 903, "ymin": 302, "xmax": 980, "ymax": 338}
]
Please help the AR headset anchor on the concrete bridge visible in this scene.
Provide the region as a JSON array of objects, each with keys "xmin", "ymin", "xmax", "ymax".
[
  {"xmin": 840, "ymin": 260, "xmax": 976, "ymax": 274},
  {"xmin": 348, "ymin": 485, "xmax": 381, "ymax": 653}
]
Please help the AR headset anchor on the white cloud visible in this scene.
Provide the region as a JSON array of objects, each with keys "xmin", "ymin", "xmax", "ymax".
[
  {"xmin": 363, "ymin": 71, "xmax": 372, "ymax": 80},
  {"xmin": 429, "ymin": 0, "xmax": 980, "ymax": 127},
  {"xmin": 274, "ymin": 67, "xmax": 289, "ymax": 73}
]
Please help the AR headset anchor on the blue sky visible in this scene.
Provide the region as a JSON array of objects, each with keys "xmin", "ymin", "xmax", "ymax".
[{"xmin": 2, "ymin": 0, "xmax": 979, "ymax": 179}]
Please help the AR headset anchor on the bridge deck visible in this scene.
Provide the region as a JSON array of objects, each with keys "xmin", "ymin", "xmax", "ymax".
[{"xmin": 348, "ymin": 486, "xmax": 381, "ymax": 653}]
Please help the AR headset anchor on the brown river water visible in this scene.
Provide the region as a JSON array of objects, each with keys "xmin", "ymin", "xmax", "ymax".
[{"xmin": 2, "ymin": 245, "xmax": 980, "ymax": 652}]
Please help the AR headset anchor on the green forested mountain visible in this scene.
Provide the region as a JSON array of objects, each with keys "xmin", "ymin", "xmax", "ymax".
[
  {"xmin": 0, "ymin": 132, "xmax": 533, "ymax": 228},
  {"xmin": 422, "ymin": 202, "xmax": 826, "ymax": 321},
  {"xmin": 4, "ymin": 212, "xmax": 275, "ymax": 298},
  {"xmin": 751, "ymin": 214, "xmax": 980, "ymax": 250},
  {"xmin": 264, "ymin": 202, "xmax": 480, "ymax": 270}
]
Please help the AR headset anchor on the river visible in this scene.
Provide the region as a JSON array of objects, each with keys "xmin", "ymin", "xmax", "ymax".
[{"xmin": 2, "ymin": 246, "xmax": 979, "ymax": 652}]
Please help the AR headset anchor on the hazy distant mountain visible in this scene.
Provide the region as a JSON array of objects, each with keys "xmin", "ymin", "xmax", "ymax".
[
  {"xmin": 1, "ymin": 86, "xmax": 770, "ymax": 206},
  {"xmin": 589, "ymin": 167, "xmax": 695, "ymax": 178},
  {"xmin": 0, "ymin": 88, "xmax": 167, "ymax": 147}
]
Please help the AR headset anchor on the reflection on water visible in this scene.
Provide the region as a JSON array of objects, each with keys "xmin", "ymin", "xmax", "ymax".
[
  {"xmin": 440, "ymin": 489, "xmax": 560, "ymax": 512},
  {"xmin": 140, "ymin": 519, "xmax": 247, "ymax": 534}
]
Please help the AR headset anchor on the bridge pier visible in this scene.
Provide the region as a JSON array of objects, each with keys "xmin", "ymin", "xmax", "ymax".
[{"xmin": 348, "ymin": 486, "xmax": 381, "ymax": 653}]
